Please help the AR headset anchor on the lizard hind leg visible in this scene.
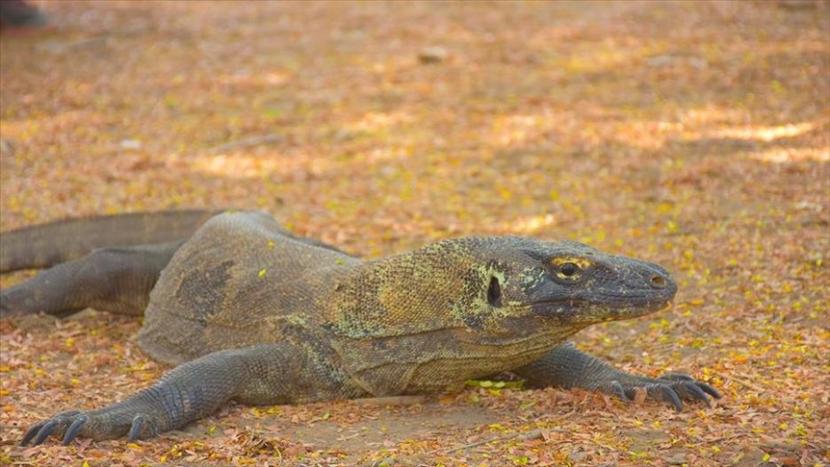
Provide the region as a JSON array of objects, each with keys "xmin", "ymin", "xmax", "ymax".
[{"xmin": 0, "ymin": 241, "xmax": 182, "ymax": 318}]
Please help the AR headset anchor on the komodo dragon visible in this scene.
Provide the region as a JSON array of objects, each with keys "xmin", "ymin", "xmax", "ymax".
[{"xmin": 0, "ymin": 209, "xmax": 720, "ymax": 445}]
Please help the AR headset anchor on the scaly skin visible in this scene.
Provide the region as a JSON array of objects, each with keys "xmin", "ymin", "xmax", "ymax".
[{"xmin": 0, "ymin": 210, "xmax": 720, "ymax": 445}]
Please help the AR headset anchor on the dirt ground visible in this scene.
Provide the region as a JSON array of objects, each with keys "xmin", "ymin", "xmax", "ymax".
[{"xmin": 0, "ymin": 1, "xmax": 828, "ymax": 466}]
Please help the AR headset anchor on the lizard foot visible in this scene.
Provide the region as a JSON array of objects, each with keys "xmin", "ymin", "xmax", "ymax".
[
  {"xmin": 601, "ymin": 372, "xmax": 721, "ymax": 411},
  {"xmin": 21, "ymin": 409, "xmax": 158, "ymax": 445}
]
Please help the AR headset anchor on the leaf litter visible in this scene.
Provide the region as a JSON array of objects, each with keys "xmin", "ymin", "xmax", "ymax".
[{"xmin": 0, "ymin": 1, "xmax": 828, "ymax": 465}]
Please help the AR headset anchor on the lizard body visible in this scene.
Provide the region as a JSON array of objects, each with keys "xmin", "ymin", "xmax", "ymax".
[{"xmin": 0, "ymin": 210, "xmax": 719, "ymax": 444}]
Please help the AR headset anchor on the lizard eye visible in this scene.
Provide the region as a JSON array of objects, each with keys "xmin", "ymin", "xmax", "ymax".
[
  {"xmin": 560, "ymin": 262, "xmax": 578, "ymax": 276},
  {"xmin": 487, "ymin": 276, "xmax": 502, "ymax": 307},
  {"xmin": 554, "ymin": 262, "xmax": 582, "ymax": 282}
]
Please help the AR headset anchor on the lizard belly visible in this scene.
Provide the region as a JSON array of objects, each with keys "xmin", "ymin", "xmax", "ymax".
[{"xmin": 335, "ymin": 326, "xmax": 577, "ymax": 396}]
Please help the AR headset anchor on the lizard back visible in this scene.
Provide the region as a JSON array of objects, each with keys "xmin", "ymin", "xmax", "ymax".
[{"xmin": 137, "ymin": 211, "xmax": 359, "ymax": 365}]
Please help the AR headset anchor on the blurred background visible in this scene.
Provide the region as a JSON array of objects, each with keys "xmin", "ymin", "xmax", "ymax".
[{"xmin": 1, "ymin": 1, "xmax": 827, "ymax": 465}]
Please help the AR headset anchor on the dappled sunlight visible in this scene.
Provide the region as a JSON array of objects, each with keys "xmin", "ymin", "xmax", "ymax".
[
  {"xmin": 486, "ymin": 112, "xmax": 560, "ymax": 148},
  {"xmin": 189, "ymin": 152, "xmax": 332, "ymax": 179},
  {"xmin": 680, "ymin": 105, "xmax": 748, "ymax": 126},
  {"xmin": 359, "ymin": 146, "xmax": 413, "ymax": 164},
  {"xmin": 712, "ymin": 122, "xmax": 818, "ymax": 143},
  {"xmin": 748, "ymin": 146, "xmax": 829, "ymax": 164},
  {"xmin": 216, "ymin": 70, "xmax": 291, "ymax": 88},
  {"xmin": 610, "ymin": 120, "xmax": 683, "ymax": 150},
  {"xmin": 348, "ymin": 111, "xmax": 413, "ymax": 133},
  {"xmin": 505, "ymin": 213, "xmax": 556, "ymax": 235}
]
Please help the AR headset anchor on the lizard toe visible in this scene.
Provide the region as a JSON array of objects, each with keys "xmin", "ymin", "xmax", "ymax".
[
  {"xmin": 697, "ymin": 382, "xmax": 721, "ymax": 399},
  {"xmin": 20, "ymin": 421, "xmax": 46, "ymax": 446},
  {"xmin": 127, "ymin": 414, "xmax": 157, "ymax": 441},
  {"xmin": 31, "ymin": 420, "xmax": 60, "ymax": 445},
  {"xmin": 677, "ymin": 381, "xmax": 711, "ymax": 406},
  {"xmin": 648, "ymin": 384, "xmax": 683, "ymax": 411},
  {"xmin": 659, "ymin": 373, "xmax": 721, "ymax": 402},
  {"xmin": 603, "ymin": 380, "xmax": 631, "ymax": 402},
  {"xmin": 21, "ymin": 410, "xmax": 85, "ymax": 446},
  {"xmin": 62, "ymin": 414, "xmax": 89, "ymax": 445}
]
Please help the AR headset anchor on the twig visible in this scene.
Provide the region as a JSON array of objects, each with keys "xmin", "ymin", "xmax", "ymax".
[
  {"xmin": 715, "ymin": 371, "xmax": 764, "ymax": 393},
  {"xmin": 443, "ymin": 429, "xmax": 541, "ymax": 454},
  {"xmin": 687, "ymin": 432, "xmax": 746, "ymax": 447},
  {"xmin": 440, "ymin": 409, "xmax": 576, "ymax": 455},
  {"xmin": 335, "ymin": 431, "xmax": 363, "ymax": 442}
]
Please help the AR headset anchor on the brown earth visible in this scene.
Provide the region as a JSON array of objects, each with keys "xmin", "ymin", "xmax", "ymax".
[{"xmin": 0, "ymin": 1, "xmax": 828, "ymax": 465}]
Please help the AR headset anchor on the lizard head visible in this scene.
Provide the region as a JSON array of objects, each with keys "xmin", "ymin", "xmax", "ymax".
[
  {"xmin": 460, "ymin": 237, "xmax": 677, "ymax": 329},
  {"xmin": 328, "ymin": 237, "xmax": 676, "ymax": 340}
]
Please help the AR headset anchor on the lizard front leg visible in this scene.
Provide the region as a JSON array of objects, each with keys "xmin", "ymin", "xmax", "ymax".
[
  {"xmin": 21, "ymin": 344, "xmax": 302, "ymax": 444},
  {"xmin": 512, "ymin": 343, "xmax": 720, "ymax": 410}
]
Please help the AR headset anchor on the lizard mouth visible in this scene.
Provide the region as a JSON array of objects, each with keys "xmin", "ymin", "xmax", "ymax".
[{"xmin": 529, "ymin": 295, "xmax": 674, "ymax": 321}]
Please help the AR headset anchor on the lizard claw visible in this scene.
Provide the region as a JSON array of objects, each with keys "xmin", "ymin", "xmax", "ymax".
[
  {"xmin": 651, "ymin": 384, "xmax": 683, "ymax": 411},
  {"xmin": 127, "ymin": 414, "xmax": 154, "ymax": 441},
  {"xmin": 62, "ymin": 414, "xmax": 89, "ymax": 445},
  {"xmin": 21, "ymin": 410, "xmax": 82, "ymax": 446},
  {"xmin": 598, "ymin": 372, "xmax": 719, "ymax": 411},
  {"xmin": 32, "ymin": 420, "xmax": 60, "ymax": 445},
  {"xmin": 659, "ymin": 372, "xmax": 721, "ymax": 401},
  {"xmin": 20, "ymin": 422, "xmax": 45, "ymax": 446},
  {"xmin": 604, "ymin": 380, "xmax": 631, "ymax": 402},
  {"xmin": 21, "ymin": 408, "xmax": 160, "ymax": 445}
]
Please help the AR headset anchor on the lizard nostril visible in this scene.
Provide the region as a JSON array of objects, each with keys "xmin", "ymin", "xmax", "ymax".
[{"xmin": 650, "ymin": 275, "xmax": 667, "ymax": 288}]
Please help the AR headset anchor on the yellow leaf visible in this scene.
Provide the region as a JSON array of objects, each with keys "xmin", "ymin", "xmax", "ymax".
[
  {"xmin": 656, "ymin": 202, "xmax": 673, "ymax": 215},
  {"xmin": 258, "ymin": 268, "xmax": 267, "ymax": 278}
]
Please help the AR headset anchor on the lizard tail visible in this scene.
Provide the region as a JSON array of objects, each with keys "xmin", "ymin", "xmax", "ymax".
[{"xmin": 0, "ymin": 209, "xmax": 225, "ymax": 273}]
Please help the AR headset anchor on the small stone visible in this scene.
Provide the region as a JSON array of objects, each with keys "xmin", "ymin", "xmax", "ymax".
[
  {"xmin": 418, "ymin": 46, "xmax": 449, "ymax": 64},
  {"xmin": 120, "ymin": 139, "xmax": 142, "ymax": 150}
]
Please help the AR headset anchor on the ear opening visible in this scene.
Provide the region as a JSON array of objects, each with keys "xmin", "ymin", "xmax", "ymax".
[{"xmin": 487, "ymin": 276, "xmax": 502, "ymax": 307}]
